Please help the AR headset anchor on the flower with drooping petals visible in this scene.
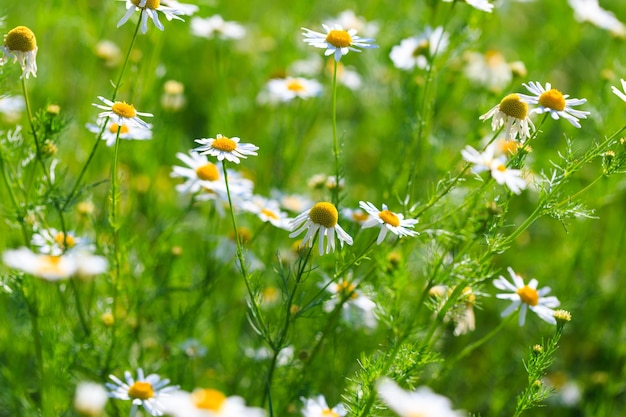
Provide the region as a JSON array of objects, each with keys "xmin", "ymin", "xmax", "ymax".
[
  {"xmin": 0, "ymin": 25, "xmax": 38, "ymax": 79},
  {"xmin": 479, "ymin": 93, "xmax": 535, "ymax": 141},
  {"xmin": 289, "ymin": 202, "xmax": 353, "ymax": 255}
]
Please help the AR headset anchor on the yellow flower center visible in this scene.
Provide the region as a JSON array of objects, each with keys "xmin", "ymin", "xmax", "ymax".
[
  {"xmin": 406, "ymin": 413, "xmax": 428, "ymax": 417},
  {"xmin": 212, "ymin": 136, "xmax": 237, "ymax": 152},
  {"xmin": 337, "ymin": 281, "xmax": 358, "ymax": 300},
  {"xmin": 352, "ymin": 212, "xmax": 369, "ymax": 222},
  {"xmin": 37, "ymin": 255, "xmax": 64, "ymax": 275},
  {"xmin": 517, "ymin": 285, "xmax": 539, "ymax": 306},
  {"xmin": 499, "ymin": 94, "xmax": 528, "ymax": 120},
  {"xmin": 127, "ymin": 381, "xmax": 154, "ymax": 400},
  {"xmin": 538, "ymin": 89, "xmax": 566, "ymax": 111},
  {"xmin": 109, "ymin": 123, "xmax": 130, "ymax": 134},
  {"xmin": 4, "ymin": 26, "xmax": 37, "ymax": 52},
  {"xmin": 379, "ymin": 210, "xmax": 400, "ymax": 227},
  {"xmin": 132, "ymin": 0, "xmax": 161, "ymax": 9},
  {"xmin": 286, "ymin": 79, "xmax": 306, "ymax": 92},
  {"xmin": 192, "ymin": 389, "xmax": 226, "ymax": 411},
  {"xmin": 261, "ymin": 208, "xmax": 279, "ymax": 220},
  {"xmin": 495, "ymin": 163, "xmax": 507, "ymax": 172},
  {"xmin": 54, "ymin": 232, "xmax": 76, "ymax": 249},
  {"xmin": 325, "ymin": 29, "xmax": 352, "ymax": 48},
  {"xmin": 412, "ymin": 40, "xmax": 430, "ymax": 57},
  {"xmin": 485, "ymin": 50, "xmax": 505, "ymax": 68},
  {"xmin": 195, "ymin": 163, "xmax": 220, "ymax": 181},
  {"xmin": 499, "ymin": 140, "xmax": 520, "ymax": 155},
  {"xmin": 322, "ymin": 409, "xmax": 339, "ymax": 417},
  {"xmin": 111, "ymin": 102, "xmax": 137, "ymax": 119},
  {"xmin": 309, "ymin": 202, "xmax": 338, "ymax": 228}
]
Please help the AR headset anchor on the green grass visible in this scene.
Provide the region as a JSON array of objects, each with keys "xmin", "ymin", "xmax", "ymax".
[{"xmin": 1, "ymin": 0, "xmax": 626, "ymax": 416}]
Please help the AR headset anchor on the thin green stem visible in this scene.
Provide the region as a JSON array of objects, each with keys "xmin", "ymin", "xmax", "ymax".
[{"xmin": 331, "ymin": 60, "xmax": 340, "ymax": 208}]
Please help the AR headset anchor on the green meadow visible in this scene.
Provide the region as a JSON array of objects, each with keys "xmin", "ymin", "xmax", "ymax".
[{"xmin": 1, "ymin": 0, "xmax": 626, "ymax": 416}]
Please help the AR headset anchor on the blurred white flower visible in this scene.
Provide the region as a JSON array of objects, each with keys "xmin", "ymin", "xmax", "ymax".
[
  {"xmin": 390, "ymin": 26, "xmax": 449, "ymax": 71},
  {"xmin": 74, "ymin": 382, "xmax": 108, "ymax": 417},
  {"xmin": 301, "ymin": 395, "xmax": 347, "ymax": 417},
  {"xmin": 376, "ymin": 378, "xmax": 466, "ymax": 417},
  {"xmin": 258, "ymin": 77, "xmax": 323, "ymax": 104},
  {"xmin": 464, "ymin": 50, "xmax": 512, "ymax": 92},
  {"xmin": 163, "ymin": 388, "xmax": 265, "ymax": 417},
  {"xmin": 568, "ymin": 0, "xmax": 626, "ymax": 37},
  {"xmin": 86, "ymin": 118, "xmax": 152, "ymax": 146},
  {"xmin": 324, "ymin": 277, "xmax": 378, "ymax": 329},
  {"xmin": 3, "ymin": 247, "xmax": 107, "ymax": 281},
  {"xmin": 191, "ymin": 15, "xmax": 246, "ymax": 40},
  {"xmin": 442, "ymin": 0, "xmax": 494, "ymax": 12},
  {"xmin": 325, "ymin": 9, "xmax": 379, "ymax": 37}
]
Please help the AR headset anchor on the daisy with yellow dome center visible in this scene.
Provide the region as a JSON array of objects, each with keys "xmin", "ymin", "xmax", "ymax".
[
  {"xmin": 117, "ymin": 0, "xmax": 185, "ymax": 34},
  {"xmin": 493, "ymin": 267, "xmax": 561, "ymax": 326},
  {"xmin": 376, "ymin": 378, "xmax": 465, "ymax": 417},
  {"xmin": 302, "ymin": 23, "xmax": 378, "ymax": 62},
  {"xmin": 518, "ymin": 81, "xmax": 590, "ymax": 128},
  {"xmin": 107, "ymin": 368, "xmax": 178, "ymax": 416},
  {"xmin": 0, "ymin": 26, "xmax": 38, "ymax": 79},
  {"xmin": 301, "ymin": 395, "xmax": 347, "ymax": 417},
  {"xmin": 359, "ymin": 201, "xmax": 418, "ymax": 245},
  {"xmin": 479, "ymin": 93, "xmax": 535, "ymax": 141},
  {"xmin": 162, "ymin": 388, "xmax": 265, "ymax": 417},
  {"xmin": 194, "ymin": 133, "xmax": 259, "ymax": 164},
  {"xmin": 289, "ymin": 202, "xmax": 353, "ymax": 255},
  {"xmin": 93, "ymin": 96, "xmax": 153, "ymax": 129}
]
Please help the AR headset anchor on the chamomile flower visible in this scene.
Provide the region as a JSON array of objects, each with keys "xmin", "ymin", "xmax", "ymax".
[
  {"xmin": 518, "ymin": 81, "xmax": 590, "ymax": 128},
  {"xmin": 31, "ymin": 228, "xmax": 91, "ymax": 256},
  {"xmin": 464, "ymin": 50, "xmax": 513, "ymax": 93},
  {"xmin": 324, "ymin": 277, "xmax": 378, "ymax": 329},
  {"xmin": 191, "ymin": 15, "xmax": 246, "ymax": 40},
  {"xmin": 0, "ymin": 26, "xmax": 38, "ymax": 79},
  {"xmin": 194, "ymin": 134, "xmax": 259, "ymax": 164},
  {"xmin": 461, "ymin": 145, "xmax": 527, "ymax": 194},
  {"xmin": 260, "ymin": 77, "xmax": 323, "ymax": 103},
  {"xmin": 302, "ymin": 24, "xmax": 378, "ymax": 62},
  {"xmin": 2, "ymin": 247, "xmax": 108, "ymax": 281},
  {"xmin": 93, "ymin": 96, "xmax": 153, "ymax": 129},
  {"xmin": 611, "ymin": 79, "xmax": 626, "ymax": 102},
  {"xmin": 242, "ymin": 195, "xmax": 293, "ymax": 230},
  {"xmin": 442, "ymin": 0, "xmax": 494, "ymax": 13},
  {"xmin": 376, "ymin": 378, "xmax": 465, "ymax": 417},
  {"xmin": 301, "ymin": 395, "xmax": 347, "ymax": 417},
  {"xmin": 107, "ymin": 368, "xmax": 178, "ymax": 416},
  {"xmin": 341, "ymin": 207, "xmax": 371, "ymax": 225},
  {"xmin": 493, "ymin": 267, "xmax": 561, "ymax": 326},
  {"xmin": 74, "ymin": 382, "xmax": 109, "ymax": 417},
  {"xmin": 479, "ymin": 93, "xmax": 535, "ymax": 141},
  {"xmin": 162, "ymin": 388, "xmax": 266, "ymax": 417},
  {"xmin": 389, "ymin": 26, "xmax": 449, "ymax": 71},
  {"xmin": 568, "ymin": 0, "xmax": 626, "ymax": 37},
  {"xmin": 117, "ymin": 0, "xmax": 185, "ymax": 34},
  {"xmin": 359, "ymin": 201, "xmax": 418, "ymax": 245},
  {"xmin": 86, "ymin": 118, "xmax": 153, "ymax": 146},
  {"xmin": 289, "ymin": 202, "xmax": 353, "ymax": 255}
]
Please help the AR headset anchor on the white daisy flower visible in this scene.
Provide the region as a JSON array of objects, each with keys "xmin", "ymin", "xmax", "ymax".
[
  {"xmin": 493, "ymin": 267, "xmax": 561, "ymax": 326},
  {"xmin": 479, "ymin": 93, "xmax": 535, "ymax": 141},
  {"xmin": 3, "ymin": 247, "xmax": 108, "ymax": 281},
  {"xmin": 389, "ymin": 26, "xmax": 449, "ymax": 71},
  {"xmin": 260, "ymin": 77, "xmax": 323, "ymax": 103},
  {"xmin": 0, "ymin": 26, "xmax": 38, "ymax": 79},
  {"xmin": 289, "ymin": 202, "xmax": 353, "ymax": 255},
  {"xmin": 302, "ymin": 23, "xmax": 378, "ymax": 62},
  {"xmin": 86, "ymin": 118, "xmax": 153, "ymax": 146},
  {"xmin": 611, "ymin": 79, "xmax": 626, "ymax": 102},
  {"xmin": 117, "ymin": 0, "xmax": 185, "ymax": 34},
  {"xmin": 270, "ymin": 190, "xmax": 314, "ymax": 213},
  {"xmin": 341, "ymin": 207, "xmax": 371, "ymax": 225},
  {"xmin": 74, "ymin": 382, "xmax": 109, "ymax": 417},
  {"xmin": 464, "ymin": 50, "xmax": 513, "ymax": 93},
  {"xmin": 324, "ymin": 277, "xmax": 377, "ymax": 329},
  {"xmin": 161, "ymin": 0, "xmax": 198, "ymax": 17},
  {"xmin": 359, "ymin": 201, "xmax": 418, "ymax": 245},
  {"xmin": 301, "ymin": 395, "xmax": 347, "ymax": 417},
  {"xmin": 93, "ymin": 96, "xmax": 153, "ymax": 129},
  {"xmin": 31, "ymin": 228, "xmax": 92, "ymax": 256},
  {"xmin": 107, "ymin": 368, "xmax": 178, "ymax": 416},
  {"xmin": 241, "ymin": 195, "xmax": 293, "ymax": 230},
  {"xmin": 194, "ymin": 133, "xmax": 259, "ymax": 164},
  {"xmin": 190, "ymin": 15, "xmax": 246, "ymax": 40},
  {"xmin": 442, "ymin": 0, "xmax": 494, "ymax": 13},
  {"xmin": 162, "ymin": 388, "xmax": 266, "ymax": 417},
  {"xmin": 518, "ymin": 81, "xmax": 590, "ymax": 128},
  {"xmin": 245, "ymin": 346, "xmax": 294, "ymax": 366},
  {"xmin": 568, "ymin": 0, "xmax": 626, "ymax": 37},
  {"xmin": 461, "ymin": 144, "xmax": 527, "ymax": 194},
  {"xmin": 0, "ymin": 95, "xmax": 25, "ymax": 123},
  {"xmin": 376, "ymin": 378, "xmax": 465, "ymax": 417}
]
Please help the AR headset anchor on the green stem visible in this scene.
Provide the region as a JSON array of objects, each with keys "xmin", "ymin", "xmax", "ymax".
[{"xmin": 331, "ymin": 60, "xmax": 340, "ymax": 208}]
